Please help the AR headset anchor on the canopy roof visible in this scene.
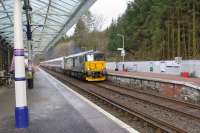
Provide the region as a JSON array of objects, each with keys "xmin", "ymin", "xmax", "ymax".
[{"xmin": 0, "ymin": 0, "xmax": 95, "ymax": 53}]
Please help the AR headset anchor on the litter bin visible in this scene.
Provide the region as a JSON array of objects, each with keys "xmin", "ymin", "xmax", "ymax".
[
  {"xmin": 181, "ymin": 72, "xmax": 189, "ymax": 78},
  {"xmin": 150, "ymin": 66, "xmax": 153, "ymax": 72},
  {"xmin": 150, "ymin": 63, "xmax": 153, "ymax": 72}
]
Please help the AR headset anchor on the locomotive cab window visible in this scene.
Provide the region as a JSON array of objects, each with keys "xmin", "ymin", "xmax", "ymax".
[
  {"xmin": 94, "ymin": 53, "xmax": 104, "ymax": 61},
  {"xmin": 86, "ymin": 54, "xmax": 94, "ymax": 61}
]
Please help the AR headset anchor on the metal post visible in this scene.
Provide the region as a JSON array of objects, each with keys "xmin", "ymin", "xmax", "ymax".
[
  {"xmin": 27, "ymin": 40, "xmax": 33, "ymax": 89},
  {"xmin": 122, "ymin": 35, "xmax": 125, "ymax": 63},
  {"xmin": 24, "ymin": 0, "xmax": 34, "ymax": 89},
  {"xmin": 0, "ymin": 45, "xmax": 2, "ymax": 70},
  {"xmin": 117, "ymin": 34, "xmax": 125, "ymax": 71},
  {"xmin": 7, "ymin": 47, "xmax": 10, "ymax": 69},
  {"xmin": 14, "ymin": 0, "xmax": 29, "ymax": 128},
  {"xmin": 28, "ymin": 41, "xmax": 32, "ymax": 67},
  {"xmin": 0, "ymin": 45, "xmax": 1, "ymax": 70}
]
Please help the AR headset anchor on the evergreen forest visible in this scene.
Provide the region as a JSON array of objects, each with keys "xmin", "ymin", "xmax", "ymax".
[{"xmin": 107, "ymin": 0, "xmax": 200, "ymax": 60}]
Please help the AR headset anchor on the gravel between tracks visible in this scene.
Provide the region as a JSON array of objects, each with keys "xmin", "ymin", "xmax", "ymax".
[{"xmin": 91, "ymin": 83, "xmax": 200, "ymax": 133}]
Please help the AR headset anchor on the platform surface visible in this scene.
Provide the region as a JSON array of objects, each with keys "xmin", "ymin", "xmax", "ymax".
[
  {"xmin": 108, "ymin": 70, "xmax": 200, "ymax": 88},
  {"xmin": 0, "ymin": 69, "xmax": 133, "ymax": 133}
]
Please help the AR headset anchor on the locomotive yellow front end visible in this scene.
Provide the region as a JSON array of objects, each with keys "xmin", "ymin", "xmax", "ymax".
[{"xmin": 85, "ymin": 61, "xmax": 106, "ymax": 81}]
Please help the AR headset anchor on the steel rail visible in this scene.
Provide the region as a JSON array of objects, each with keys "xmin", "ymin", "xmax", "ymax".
[
  {"xmin": 100, "ymin": 82, "xmax": 200, "ymax": 110},
  {"xmin": 94, "ymin": 83, "xmax": 200, "ymax": 122}
]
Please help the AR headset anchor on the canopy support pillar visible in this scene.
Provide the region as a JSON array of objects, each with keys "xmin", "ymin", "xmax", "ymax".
[{"xmin": 14, "ymin": 0, "xmax": 29, "ymax": 128}]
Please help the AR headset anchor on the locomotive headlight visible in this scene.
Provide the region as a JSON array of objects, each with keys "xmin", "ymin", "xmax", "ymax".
[
  {"xmin": 87, "ymin": 71, "xmax": 92, "ymax": 76},
  {"xmin": 87, "ymin": 68, "xmax": 90, "ymax": 71}
]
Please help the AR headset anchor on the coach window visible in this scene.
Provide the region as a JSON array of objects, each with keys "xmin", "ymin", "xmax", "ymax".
[
  {"xmin": 73, "ymin": 58, "xmax": 75, "ymax": 67},
  {"xmin": 75, "ymin": 57, "xmax": 79, "ymax": 66},
  {"xmin": 79, "ymin": 56, "xmax": 84, "ymax": 63}
]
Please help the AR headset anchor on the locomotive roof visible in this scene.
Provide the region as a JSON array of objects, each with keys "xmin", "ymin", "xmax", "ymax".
[
  {"xmin": 66, "ymin": 50, "xmax": 93, "ymax": 58},
  {"xmin": 65, "ymin": 50, "xmax": 102, "ymax": 59}
]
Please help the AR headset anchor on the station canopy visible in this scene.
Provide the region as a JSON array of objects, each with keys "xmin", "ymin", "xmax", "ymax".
[{"xmin": 0, "ymin": 0, "xmax": 95, "ymax": 53}]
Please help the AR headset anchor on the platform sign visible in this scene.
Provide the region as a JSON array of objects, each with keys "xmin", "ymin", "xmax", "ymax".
[
  {"xmin": 117, "ymin": 48, "xmax": 123, "ymax": 51},
  {"xmin": 121, "ymin": 50, "xmax": 125, "ymax": 56}
]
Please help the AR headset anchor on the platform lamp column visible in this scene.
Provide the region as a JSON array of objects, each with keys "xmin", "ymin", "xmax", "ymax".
[
  {"xmin": 14, "ymin": 0, "xmax": 29, "ymax": 128},
  {"xmin": 27, "ymin": 28, "xmax": 33, "ymax": 89},
  {"xmin": 24, "ymin": 0, "xmax": 34, "ymax": 89},
  {"xmin": 117, "ymin": 34, "xmax": 125, "ymax": 71},
  {"xmin": 27, "ymin": 40, "xmax": 33, "ymax": 89}
]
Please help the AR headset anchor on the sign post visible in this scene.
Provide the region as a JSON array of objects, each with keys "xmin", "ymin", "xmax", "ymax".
[{"xmin": 117, "ymin": 34, "xmax": 125, "ymax": 71}]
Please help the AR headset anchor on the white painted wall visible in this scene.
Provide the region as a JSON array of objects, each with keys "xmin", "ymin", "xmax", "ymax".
[{"xmin": 106, "ymin": 60, "xmax": 200, "ymax": 77}]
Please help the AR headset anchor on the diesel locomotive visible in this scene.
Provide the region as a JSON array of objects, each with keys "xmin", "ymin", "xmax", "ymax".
[{"xmin": 40, "ymin": 50, "xmax": 106, "ymax": 81}]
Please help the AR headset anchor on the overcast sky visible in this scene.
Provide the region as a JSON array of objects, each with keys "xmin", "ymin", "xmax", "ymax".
[
  {"xmin": 90, "ymin": 0, "xmax": 130, "ymax": 29},
  {"xmin": 67, "ymin": 0, "xmax": 131, "ymax": 36}
]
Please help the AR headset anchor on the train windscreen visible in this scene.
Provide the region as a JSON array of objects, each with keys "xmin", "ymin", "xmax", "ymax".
[
  {"xmin": 86, "ymin": 54, "xmax": 94, "ymax": 61},
  {"xmin": 94, "ymin": 53, "xmax": 104, "ymax": 61}
]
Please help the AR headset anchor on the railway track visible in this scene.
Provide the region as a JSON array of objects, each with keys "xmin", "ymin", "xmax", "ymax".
[
  {"xmin": 104, "ymin": 81, "xmax": 200, "ymax": 110},
  {"xmin": 94, "ymin": 82, "xmax": 200, "ymax": 121},
  {"xmin": 45, "ymin": 69, "xmax": 200, "ymax": 133}
]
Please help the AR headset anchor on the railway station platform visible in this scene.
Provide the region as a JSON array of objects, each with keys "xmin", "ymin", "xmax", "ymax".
[
  {"xmin": 0, "ymin": 68, "xmax": 136, "ymax": 133},
  {"xmin": 107, "ymin": 70, "xmax": 200, "ymax": 103},
  {"xmin": 108, "ymin": 70, "xmax": 200, "ymax": 87}
]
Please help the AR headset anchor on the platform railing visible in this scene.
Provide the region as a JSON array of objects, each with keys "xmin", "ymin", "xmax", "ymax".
[{"xmin": 0, "ymin": 70, "xmax": 14, "ymax": 87}]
